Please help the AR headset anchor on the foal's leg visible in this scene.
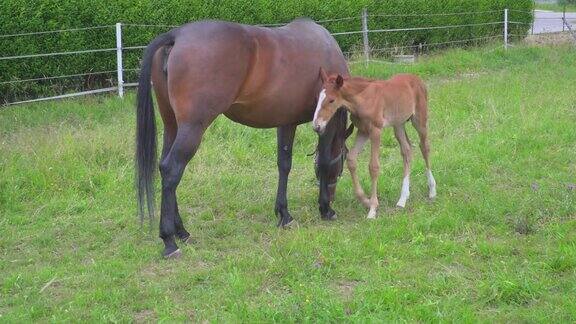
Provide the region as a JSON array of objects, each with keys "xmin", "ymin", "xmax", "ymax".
[
  {"xmin": 394, "ymin": 125, "xmax": 412, "ymax": 208},
  {"xmin": 346, "ymin": 131, "xmax": 370, "ymax": 208},
  {"xmin": 275, "ymin": 124, "xmax": 297, "ymax": 227},
  {"xmin": 411, "ymin": 118, "xmax": 436, "ymax": 199},
  {"xmin": 367, "ymin": 128, "xmax": 382, "ymax": 219}
]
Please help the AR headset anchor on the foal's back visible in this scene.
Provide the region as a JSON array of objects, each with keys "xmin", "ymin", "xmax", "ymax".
[{"xmin": 362, "ymin": 74, "xmax": 427, "ymax": 128}]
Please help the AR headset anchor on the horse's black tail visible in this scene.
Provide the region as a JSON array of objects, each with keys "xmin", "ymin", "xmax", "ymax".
[{"xmin": 136, "ymin": 32, "xmax": 175, "ymax": 224}]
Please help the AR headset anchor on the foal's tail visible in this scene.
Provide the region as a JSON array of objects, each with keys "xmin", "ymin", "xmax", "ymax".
[{"xmin": 136, "ymin": 32, "xmax": 175, "ymax": 224}]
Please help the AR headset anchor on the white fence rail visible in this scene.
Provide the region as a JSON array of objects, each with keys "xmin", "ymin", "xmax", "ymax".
[{"xmin": 0, "ymin": 8, "xmax": 523, "ymax": 107}]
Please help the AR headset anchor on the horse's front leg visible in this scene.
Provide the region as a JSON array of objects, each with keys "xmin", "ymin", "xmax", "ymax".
[
  {"xmin": 367, "ymin": 128, "xmax": 382, "ymax": 219},
  {"xmin": 317, "ymin": 130, "xmax": 337, "ymax": 220},
  {"xmin": 275, "ymin": 124, "xmax": 297, "ymax": 227}
]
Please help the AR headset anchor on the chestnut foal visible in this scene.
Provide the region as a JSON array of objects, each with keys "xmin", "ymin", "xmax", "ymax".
[{"xmin": 313, "ymin": 68, "xmax": 437, "ymax": 218}]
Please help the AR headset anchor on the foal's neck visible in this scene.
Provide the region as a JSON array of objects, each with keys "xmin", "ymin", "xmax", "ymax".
[{"xmin": 341, "ymin": 77, "xmax": 373, "ymax": 114}]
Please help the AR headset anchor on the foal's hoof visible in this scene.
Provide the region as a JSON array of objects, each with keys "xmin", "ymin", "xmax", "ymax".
[
  {"xmin": 396, "ymin": 202, "xmax": 406, "ymax": 208},
  {"xmin": 162, "ymin": 248, "xmax": 182, "ymax": 259},
  {"xmin": 367, "ymin": 209, "xmax": 377, "ymax": 219}
]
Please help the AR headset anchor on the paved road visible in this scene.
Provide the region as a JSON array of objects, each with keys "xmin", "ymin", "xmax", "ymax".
[{"xmin": 533, "ymin": 10, "xmax": 576, "ymax": 34}]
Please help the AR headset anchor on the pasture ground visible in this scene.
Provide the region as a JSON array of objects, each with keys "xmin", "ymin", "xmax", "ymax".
[{"xmin": 1, "ymin": 44, "xmax": 575, "ymax": 322}]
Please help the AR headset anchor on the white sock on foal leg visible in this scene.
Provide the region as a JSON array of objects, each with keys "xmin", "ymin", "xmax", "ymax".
[
  {"xmin": 396, "ymin": 175, "xmax": 410, "ymax": 208},
  {"xmin": 367, "ymin": 207, "xmax": 377, "ymax": 219},
  {"xmin": 426, "ymin": 169, "xmax": 437, "ymax": 199}
]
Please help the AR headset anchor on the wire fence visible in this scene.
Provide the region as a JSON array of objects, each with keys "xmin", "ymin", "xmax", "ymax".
[{"xmin": 0, "ymin": 8, "xmax": 536, "ymax": 107}]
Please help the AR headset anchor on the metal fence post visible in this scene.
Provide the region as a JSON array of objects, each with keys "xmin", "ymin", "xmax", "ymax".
[
  {"xmin": 504, "ymin": 8, "xmax": 508, "ymax": 49},
  {"xmin": 361, "ymin": 8, "xmax": 370, "ymax": 64},
  {"xmin": 115, "ymin": 22, "xmax": 124, "ymax": 98},
  {"xmin": 563, "ymin": 17, "xmax": 576, "ymax": 44},
  {"xmin": 531, "ymin": 9, "xmax": 534, "ymax": 35},
  {"xmin": 563, "ymin": 4, "xmax": 566, "ymax": 32}
]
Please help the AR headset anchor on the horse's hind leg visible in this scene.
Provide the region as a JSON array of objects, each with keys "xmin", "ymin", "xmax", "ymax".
[
  {"xmin": 275, "ymin": 125, "xmax": 297, "ymax": 227},
  {"xmin": 411, "ymin": 112, "xmax": 436, "ymax": 199},
  {"xmin": 394, "ymin": 125, "xmax": 412, "ymax": 208},
  {"xmin": 152, "ymin": 63, "xmax": 190, "ymax": 243},
  {"xmin": 159, "ymin": 112, "xmax": 191, "ymax": 243}
]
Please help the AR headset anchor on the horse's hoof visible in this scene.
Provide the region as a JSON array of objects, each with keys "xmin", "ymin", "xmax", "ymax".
[
  {"xmin": 163, "ymin": 248, "xmax": 182, "ymax": 259},
  {"xmin": 396, "ymin": 201, "xmax": 406, "ymax": 208},
  {"xmin": 321, "ymin": 210, "xmax": 337, "ymax": 221},
  {"xmin": 180, "ymin": 235, "xmax": 193, "ymax": 244},
  {"xmin": 281, "ymin": 219, "xmax": 297, "ymax": 228},
  {"xmin": 277, "ymin": 215, "xmax": 294, "ymax": 228}
]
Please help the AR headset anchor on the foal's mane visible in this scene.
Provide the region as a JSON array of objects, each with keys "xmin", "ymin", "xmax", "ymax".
[{"xmin": 342, "ymin": 76, "xmax": 374, "ymax": 95}]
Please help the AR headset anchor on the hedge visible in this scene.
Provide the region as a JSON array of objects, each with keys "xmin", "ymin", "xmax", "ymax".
[{"xmin": 0, "ymin": 0, "xmax": 533, "ymax": 103}]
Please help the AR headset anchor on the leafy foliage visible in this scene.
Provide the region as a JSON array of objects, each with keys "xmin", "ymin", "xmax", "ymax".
[{"xmin": 0, "ymin": 0, "xmax": 533, "ymax": 102}]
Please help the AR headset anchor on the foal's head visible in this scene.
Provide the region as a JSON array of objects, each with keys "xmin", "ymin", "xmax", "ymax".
[{"xmin": 313, "ymin": 67, "xmax": 347, "ymax": 135}]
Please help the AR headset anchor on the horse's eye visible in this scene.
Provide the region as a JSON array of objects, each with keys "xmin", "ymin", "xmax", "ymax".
[{"xmin": 329, "ymin": 99, "xmax": 335, "ymax": 103}]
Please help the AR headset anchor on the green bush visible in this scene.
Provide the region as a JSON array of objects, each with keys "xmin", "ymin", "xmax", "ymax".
[{"xmin": 0, "ymin": 0, "xmax": 533, "ymax": 103}]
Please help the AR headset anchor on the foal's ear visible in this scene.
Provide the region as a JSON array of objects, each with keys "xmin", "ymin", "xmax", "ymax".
[
  {"xmin": 335, "ymin": 74, "xmax": 344, "ymax": 88},
  {"xmin": 319, "ymin": 67, "xmax": 328, "ymax": 83}
]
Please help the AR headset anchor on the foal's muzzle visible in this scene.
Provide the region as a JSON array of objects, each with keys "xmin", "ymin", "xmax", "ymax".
[
  {"xmin": 312, "ymin": 120, "xmax": 327, "ymax": 135},
  {"xmin": 313, "ymin": 124, "xmax": 323, "ymax": 134}
]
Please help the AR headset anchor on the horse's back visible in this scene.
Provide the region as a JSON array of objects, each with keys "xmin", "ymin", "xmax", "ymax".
[
  {"xmin": 162, "ymin": 19, "xmax": 347, "ymax": 127},
  {"xmin": 166, "ymin": 21, "xmax": 253, "ymax": 114}
]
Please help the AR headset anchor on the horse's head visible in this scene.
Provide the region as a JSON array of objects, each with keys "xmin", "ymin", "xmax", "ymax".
[
  {"xmin": 313, "ymin": 67, "xmax": 352, "ymax": 205},
  {"xmin": 314, "ymin": 106, "xmax": 349, "ymax": 203},
  {"xmin": 313, "ymin": 67, "xmax": 348, "ymax": 135}
]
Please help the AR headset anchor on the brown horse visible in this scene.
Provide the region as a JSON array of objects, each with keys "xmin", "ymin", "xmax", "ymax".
[
  {"xmin": 313, "ymin": 70, "xmax": 437, "ymax": 219},
  {"xmin": 136, "ymin": 19, "xmax": 349, "ymax": 258}
]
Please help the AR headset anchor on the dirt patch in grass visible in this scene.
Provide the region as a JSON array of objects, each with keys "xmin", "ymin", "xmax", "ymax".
[
  {"xmin": 133, "ymin": 309, "xmax": 156, "ymax": 323},
  {"xmin": 333, "ymin": 280, "xmax": 362, "ymax": 300},
  {"xmin": 524, "ymin": 32, "xmax": 575, "ymax": 46}
]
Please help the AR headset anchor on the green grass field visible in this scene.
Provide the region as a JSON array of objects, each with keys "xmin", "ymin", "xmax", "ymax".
[{"xmin": 1, "ymin": 44, "xmax": 575, "ymax": 322}]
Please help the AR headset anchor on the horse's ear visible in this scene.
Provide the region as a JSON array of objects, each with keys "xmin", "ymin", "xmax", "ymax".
[
  {"xmin": 336, "ymin": 74, "xmax": 344, "ymax": 88},
  {"xmin": 319, "ymin": 67, "xmax": 328, "ymax": 83}
]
